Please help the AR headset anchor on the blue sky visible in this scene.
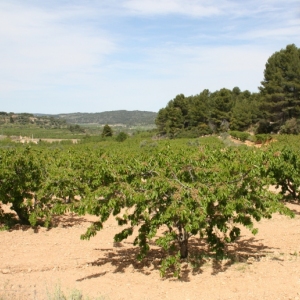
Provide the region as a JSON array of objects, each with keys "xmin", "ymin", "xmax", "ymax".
[{"xmin": 0, "ymin": 0, "xmax": 299, "ymax": 114}]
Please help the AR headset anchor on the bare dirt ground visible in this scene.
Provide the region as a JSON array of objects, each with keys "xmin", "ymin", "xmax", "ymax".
[{"xmin": 1, "ymin": 201, "xmax": 300, "ymax": 300}]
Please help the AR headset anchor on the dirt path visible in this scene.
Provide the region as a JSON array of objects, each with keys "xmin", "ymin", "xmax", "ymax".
[{"xmin": 1, "ymin": 203, "xmax": 300, "ymax": 300}]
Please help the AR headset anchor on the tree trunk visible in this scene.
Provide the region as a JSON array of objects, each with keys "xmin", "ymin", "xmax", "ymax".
[
  {"xmin": 177, "ymin": 224, "xmax": 189, "ymax": 258},
  {"xmin": 12, "ymin": 205, "xmax": 30, "ymax": 225},
  {"xmin": 179, "ymin": 238, "xmax": 188, "ymax": 258}
]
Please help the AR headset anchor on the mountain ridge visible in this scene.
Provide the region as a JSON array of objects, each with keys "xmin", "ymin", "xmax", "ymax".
[{"xmin": 34, "ymin": 110, "xmax": 157, "ymax": 126}]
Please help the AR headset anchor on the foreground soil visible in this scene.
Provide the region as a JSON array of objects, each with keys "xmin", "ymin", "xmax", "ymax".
[{"xmin": 1, "ymin": 203, "xmax": 300, "ymax": 300}]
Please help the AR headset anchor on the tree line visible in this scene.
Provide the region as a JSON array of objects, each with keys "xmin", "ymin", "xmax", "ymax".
[{"xmin": 156, "ymin": 44, "xmax": 300, "ymax": 137}]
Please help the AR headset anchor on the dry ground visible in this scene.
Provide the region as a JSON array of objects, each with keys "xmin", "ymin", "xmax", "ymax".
[{"xmin": 1, "ymin": 202, "xmax": 300, "ymax": 300}]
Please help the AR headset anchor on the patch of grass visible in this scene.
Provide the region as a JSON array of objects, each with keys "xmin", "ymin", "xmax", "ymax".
[
  {"xmin": 0, "ymin": 282, "xmax": 108, "ymax": 300},
  {"xmin": 234, "ymin": 263, "xmax": 248, "ymax": 272},
  {"xmin": 290, "ymin": 251, "xmax": 298, "ymax": 257},
  {"xmin": 46, "ymin": 284, "xmax": 108, "ymax": 300}
]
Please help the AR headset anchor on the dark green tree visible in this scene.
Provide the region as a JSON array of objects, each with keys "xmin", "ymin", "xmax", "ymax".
[
  {"xmin": 172, "ymin": 94, "xmax": 189, "ymax": 122},
  {"xmin": 187, "ymin": 89, "xmax": 210, "ymax": 128},
  {"xmin": 155, "ymin": 108, "xmax": 168, "ymax": 135},
  {"xmin": 155, "ymin": 94, "xmax": 187, "ymax": 137},
  {"xmin": 259, "ymin": 44, "xmax": 300, "ymax": 132},
  {"xmin": 69, "ymin": 124, "xmax": 85, "ymax": 133},
  {"xmin": 232, "ymin": 86, "xmax": 241, "ymax": 96},
  {"xmin": 230, "ymin": 92, "xmax": 262, "ymax": 131},
  {"xmin": 165, "ymin": 106, "xmax": 184, "ymax": 137},
  {"xmin": 101, "ymin": 124, "xmax": 113, "ymax": 137},
  {"xmin": 209, "ymin": 88, "xmax": 234, "ymax": 130}
]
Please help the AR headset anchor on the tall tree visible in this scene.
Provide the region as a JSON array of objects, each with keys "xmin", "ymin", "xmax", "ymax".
[
  {"xmin": 230, "ymin": 91, "xmax": 262, "ymax": 131},
  {"xmin": 187, "ymin": 89, "xmax": 210, "ymax": 128},
  {"xmin": 259, "ymin": 44, "xmax": 300, "ymax": 132},
  {"xmin": 209, "ymin": 88, "xmax": 234, "ymax": 130},
  {"xmin": 155, "ymin": 94, "xmax": 187, "ymax": 137}
]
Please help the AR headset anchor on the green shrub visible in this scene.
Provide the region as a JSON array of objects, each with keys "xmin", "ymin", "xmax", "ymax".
[
  {"xmin": 229, "ymin": 131, "xmax": 250, "ymax": 142},
  {"xmin": 116, "ymin": 132, "xmax": 128, "ymax": 142},
  {"xmin": 254, "ymin": 134, "xmax": 272, "ymax": 144},
  {"xmin": 280, "ymin": 118, "xmax": 300, "ymax": 134}
]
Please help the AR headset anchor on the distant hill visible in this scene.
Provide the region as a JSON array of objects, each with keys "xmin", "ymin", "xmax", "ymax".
[
  {"xmin": 36, "ymin": 110, "xmax": 157, "ymax": 126},
  {"xmin": 0, "ymin": 112, "xmax": 68, "ymax": 128}
]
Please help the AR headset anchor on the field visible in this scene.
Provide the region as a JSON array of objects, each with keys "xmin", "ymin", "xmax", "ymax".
[
  {"xmin": 0, "ymin": 134, "xmax": 300, "ymax": 299},
  {"xmin": 1, "ymin": 202, "xmax": 300, "ymax": 300},
  {"xmin": 0, "ymin": 123, "xmax": 156, "ymax": 139}
]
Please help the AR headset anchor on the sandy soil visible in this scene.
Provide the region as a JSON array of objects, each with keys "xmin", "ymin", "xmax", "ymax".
[{"xmin": 1, "ymin": 202, "xmax": 300, "ymax": 300}]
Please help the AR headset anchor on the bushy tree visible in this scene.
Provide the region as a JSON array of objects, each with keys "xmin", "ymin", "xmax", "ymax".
[
  {"xmin": 69, "ymin": 124, "xmax": 85, "ymax": 133},
  {"xmin": 280, "ymin": 118, "xmax": 300, "ymax": 134},
  {"xmin": 116, "ymin": 131, "xmax": 128, "ymax": 142},
  {"xmin": 77, "ymin": 144, "xmax": 294, "ymax": 277},
  {"xmin": 101, "ymin": 124, "xmax": 113, "ymax": 137}
]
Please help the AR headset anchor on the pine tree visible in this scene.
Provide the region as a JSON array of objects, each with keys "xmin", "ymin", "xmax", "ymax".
[
  {"xmin": 209, "ymin": 88, "xmax": 234, "ymax": 130},
  {"xmin": 259, "ymin": 44, "xmax": 300, "ymax": 132}
]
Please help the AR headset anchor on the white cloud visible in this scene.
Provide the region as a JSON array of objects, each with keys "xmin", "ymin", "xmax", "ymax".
[
  {"xmin": 242, "ymin": 27, "xmax": 300, "ymax": 41},
  {"xmin": 1, "ymin": 0, "xmax": 300, "ymax": 114},
  {"xmin": 0, "ymin": 2, "xmax": 115, "ymax": 91},
  {"xmin": 143, "ymin": 44, "xmax": 270, "ymax": 85},
  {"xmin": 123, "ymin": 0, "xmax": 221, "ymax": 17},
  {"xmin": 122, "ymin": 0, "xmax": 300, "ymax": 19}
]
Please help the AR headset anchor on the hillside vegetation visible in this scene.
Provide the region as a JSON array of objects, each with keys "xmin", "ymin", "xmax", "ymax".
[
  {"xmin": 0, "ymin": 112, "xmax": 86, "ymax": 139},
  {"xmin": 0, "ymin": 110, "xmax": 157, "ymax": 139},
  {"xmin": 38, "ymin": 110, "xmax": 157, "ymax": 126},
  {"xmin": 0, "ymin": 112, "xmax": 68, "ymax": 128}
]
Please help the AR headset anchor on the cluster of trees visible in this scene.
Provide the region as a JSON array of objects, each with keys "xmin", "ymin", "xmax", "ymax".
[
  {"xmin": 156, "ymin": 88, "xmax": 261, "ymax": 137},
  {"xmin": 156, "ymin": 44, "xmax": 300, "ymax": 137},
  {"xmin": 0, "ymin": 112, "xmax": 68, "ymax": 129}
]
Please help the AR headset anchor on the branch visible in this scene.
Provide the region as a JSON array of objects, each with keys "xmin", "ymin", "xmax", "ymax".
[
  {"xmin": 141, "ymin": 170, "xmax": 159, "ymax": 177},
  {"xmin": 171, "ymin": 168, "xmax": 253, "ymax": 190},
  {"xmin": 224, "ymin": 169, "xmax": 252, "ymax": 185},
  {"xmin": 172, "ymin": 173, "xmax": 191, "ymax": 189}
]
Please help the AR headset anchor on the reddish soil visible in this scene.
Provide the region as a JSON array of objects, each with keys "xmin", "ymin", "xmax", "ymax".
[{"xmin": 1, "ymin": 202, "xmax": 300, "ymax": 300}]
